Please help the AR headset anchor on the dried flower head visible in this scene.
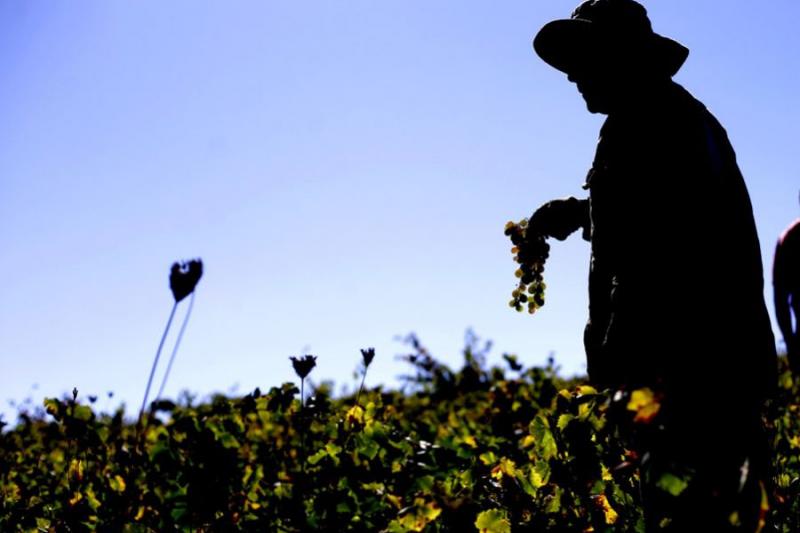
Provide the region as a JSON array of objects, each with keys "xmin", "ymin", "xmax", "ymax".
[
  {"xmin": 361, "ymin": 348, "xmax": 375, "ymax": 368},
  {"xmin": 170, "ymin": 259, "xmax": 203, "ymax": 303},
  {"xmin": 290, "ymin": 355, "xmax": 317, "ymax": 379}
]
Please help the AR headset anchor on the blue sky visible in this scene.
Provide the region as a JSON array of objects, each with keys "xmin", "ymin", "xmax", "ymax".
[{"xmin": 1, "ymin": 1, "xmax": 798, "ymax": 421}]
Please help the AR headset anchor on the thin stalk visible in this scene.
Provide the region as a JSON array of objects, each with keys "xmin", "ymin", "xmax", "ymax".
[
  {"xmin": 354, "ymin": 367, "xmax": 368, "ymax": 407},
  {"xmin": 156, "ymin": 291, "xmax": 195, "ymax": 402},
  {"xmin": 139, "ymin": 301, "xmax": 178, "ymax": 425},
  {"xmin": 300, "ymin": 377, "xmax": 306, "ymax": 474},
  {"xmin": 343, "ymin": 366, "xmax": 370, "ymax": 451}
]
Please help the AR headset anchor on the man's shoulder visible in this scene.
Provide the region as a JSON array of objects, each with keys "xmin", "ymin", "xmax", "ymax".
[
  {"xmin": 598, "ymin": 83, "xmax": 714, "ymax": 155},
  {"xmin": 779, "ymin": 219, "xmax": 800, "ymax": 246},
  {"xmin": 662, "ymin": 82, "xmax": 716, "ymax": 128}
]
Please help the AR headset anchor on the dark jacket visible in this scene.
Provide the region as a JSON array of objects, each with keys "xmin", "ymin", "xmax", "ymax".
[
  {"xmin": 773, "ymin": 219, "xmax": 800, "ymax": 362},
  {"xmin": 774, "ymin": 219, "xmax": 800, "ymax": 316},
  {"xmin": 582, "ymin": 81, "xmax": 776, "ymax": 402}
]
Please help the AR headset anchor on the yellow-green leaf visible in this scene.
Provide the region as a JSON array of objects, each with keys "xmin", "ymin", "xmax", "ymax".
[
  {"xmin": 657, "ymin": 473, "xmax": 689, "ymax": 496},
  {"xmin": 490, "ymin": 458, "xmax": 517, "ymax": 480},
  {"xmin": 308, "ymin": 449, "xmax": 327, "ymax": 465},
  {"xmin": 530, "ymin": 416, "xmax": 558, "ymax": 460},
  {"xmin": 593, "ymin": 494, "xmax": 618, "ymax": 524},
  {"xmin": 475, "ymin": 509, "xmax": 511, "ymax": 533},
  {"xmin": 627, "ymin": 388, "xmax": 661, "ymax": 423},
  {"xmin": 109, "ymin": 474, "xmax": 126, "ymax": 493},
  {"xmin": 479, "ymin": 451, "xmax": 498, "ymax": 465},
  {"xmin": 73, "ymin": 405, "xmax": 93, "ymax": 421},
  {"xmin": 346, "ymin": 405, "xmax": 364, "ymax": 427},
  {"xmin": 530, "ymin": 460, "xmax": 550, "ymax": 489},
  {"xmin": 557, "ymin": 414, "xmax": 574, "ymax": 431}
]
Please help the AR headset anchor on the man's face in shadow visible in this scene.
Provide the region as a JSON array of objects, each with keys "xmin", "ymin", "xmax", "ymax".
[
  {"xmin": 566, "ymin": 55, "xmax": 629, "ymax": 115},
  {"xmin": 569, "ymin": 71, "xmax": 612, "ymax": 114}
]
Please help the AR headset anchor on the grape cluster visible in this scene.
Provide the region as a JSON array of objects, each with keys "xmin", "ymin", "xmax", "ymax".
[{"xmin": 504, "ymin": 218, "xmax": 549, "ymax": 314}]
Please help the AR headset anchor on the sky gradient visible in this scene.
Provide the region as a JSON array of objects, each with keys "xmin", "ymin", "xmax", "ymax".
[{"xmin": 1, "ymin": 1, "xmax": 798, "ymax": 422}]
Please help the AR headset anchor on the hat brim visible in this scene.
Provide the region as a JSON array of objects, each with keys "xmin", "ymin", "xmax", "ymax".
[{"xmin": 533, "ymin": 19, "xmax": 689, "ymax": 78}]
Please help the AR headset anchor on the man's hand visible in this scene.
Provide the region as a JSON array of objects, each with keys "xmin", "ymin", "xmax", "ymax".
[{"xmin": 529, "ymin": 197, "xmax": 589, "ymax": 241}]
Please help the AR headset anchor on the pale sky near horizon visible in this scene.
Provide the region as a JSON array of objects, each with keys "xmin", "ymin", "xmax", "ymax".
[{"xmin": 1, "ymin": 1, "xmax": 798, "ymax": 423}]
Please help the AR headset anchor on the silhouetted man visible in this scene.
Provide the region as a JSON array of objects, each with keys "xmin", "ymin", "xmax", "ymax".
[
  {"xmin": 774, "ymin": 195, "xmax": 800, "ymax": 373},
  {"xmin": 529, "ymin": 1, "xmax": 777, "ymax": 530}
]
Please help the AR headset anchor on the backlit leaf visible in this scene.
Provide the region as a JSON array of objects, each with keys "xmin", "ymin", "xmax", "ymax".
[
  {"xmin": 531, "ymin": 416, "xmax": 558, "ymax": 460},
  {"xmin": 656, "ymin": 473, "xmax": 690, "ymax": 496},
  {"xmin": 627, "ymin": 388, "xmax": 661, "ymax": 423},
  {"xmin": 109, "ymin": 475, "xmax": 126, "ymax": 493},
  {"xmin": 475, "ymin": 509, "xmax": 511, "ymax": 533}
]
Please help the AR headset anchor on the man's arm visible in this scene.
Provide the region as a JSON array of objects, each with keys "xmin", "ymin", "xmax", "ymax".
[{"xmin": 529, "ymin": 197, "xmax": 590, "ymax": 241}]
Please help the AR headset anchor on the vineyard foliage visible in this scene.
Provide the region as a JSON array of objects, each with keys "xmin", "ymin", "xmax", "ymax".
[{"xmin": 1, "ymin": 334, "xmax": 799, "ymax": 531}]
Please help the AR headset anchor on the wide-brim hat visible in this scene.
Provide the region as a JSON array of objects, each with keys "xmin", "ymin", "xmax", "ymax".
[{"xmin": 533, "ymin": 0, "xmax": 689, "ymax": 78}]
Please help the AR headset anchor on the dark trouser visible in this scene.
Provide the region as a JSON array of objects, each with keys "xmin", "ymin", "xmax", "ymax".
[{"xmin": 636, "ymin": 400, "xmax": 769, "ymax": 532}]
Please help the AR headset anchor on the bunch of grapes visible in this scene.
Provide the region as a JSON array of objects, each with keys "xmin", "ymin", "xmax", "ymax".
[{"xmin": 504, "ymin": 218, "xmax": 549, "ymax": 314}]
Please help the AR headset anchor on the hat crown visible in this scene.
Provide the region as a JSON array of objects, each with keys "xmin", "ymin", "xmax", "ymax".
[
  {"xmin": 571, "ymin": 0, "xmax": 653, "ymax": 39},
  {"xmin": 533, "ymin": 0, "xmax": 689, "ymax": 78}
]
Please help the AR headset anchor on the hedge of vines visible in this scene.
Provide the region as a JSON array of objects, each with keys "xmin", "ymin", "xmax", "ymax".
[{"xmin": 1, "ymin": 334, "xmax": 798, "ymax": 531}]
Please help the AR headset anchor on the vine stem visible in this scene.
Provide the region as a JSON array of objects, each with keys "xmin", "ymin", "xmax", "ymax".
[
  {"xmin": 354, "ymin": 367, "xmax": 368, "ymax": 408},
  {"xmin": 300, "ymin": 377, "xmax": 306, "ymax": 474},
  {"xmin": 343, "ymin": 366, "xmax": 370, "ymax": 451},
  {"xmin": 138, "ymin": 301, "xmax": 178, "ymax": 425},
  {"xmin": 156, "ymin": 291, "xmax": 195, "ymax": 402}
]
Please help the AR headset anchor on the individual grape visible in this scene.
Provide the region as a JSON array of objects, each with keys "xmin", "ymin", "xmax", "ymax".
[{"xmin": 504, "ymin": 217, "xmax": 550, "ymax": 315}]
